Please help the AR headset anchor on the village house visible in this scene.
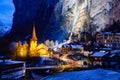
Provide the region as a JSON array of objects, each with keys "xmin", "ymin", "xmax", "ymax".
[
  {"xmin": 90, "ymin": 51, "xmax": 119, "ymax": 68},
  {"xmin": 96, "ymin": 32, "xmax": 120, "ymax": 49},
  {"xmin": 61, "ymin": 42, "xmax": 84, "ymax": 54}
]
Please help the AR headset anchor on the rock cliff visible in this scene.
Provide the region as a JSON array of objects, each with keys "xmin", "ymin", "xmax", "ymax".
[{"xmin": 10, "ymin": 0, "xmax": 120, "ymax": 42}]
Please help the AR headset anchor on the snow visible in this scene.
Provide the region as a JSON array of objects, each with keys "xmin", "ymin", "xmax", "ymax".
[
  {"xmin": 62, "ymin": 42, "xmax": 83, "ymax": 49},
  {"xmin": 91, "ymin": 52, "xmax": 108, "ymax": 57},
  {"xmin": 71, "ymin": 45, "xmax": 82, "ymax": 49},
  {"xmin": 100, "ymin": 32, "xmax": 120, "ymax": 35},
  {"xmin": 0, "ymin": 0, "xmax": 14, "ymax": 26},
  {"xmin": 116, "ymin": 33, "xmax": 120, "ymax": 35},
  {"xmin": 0, "ymin": 0, "xmax": 15, "ymax": 36},
  {"xmin": 43, "ymin": 69, "xmax": 120, "ymax": 80},
  {"xmin": 102, "ymin": 32, "xmax": 111, "ymax": 34},
  {"xmin": 109, "ymin": 54, "xmax": 116, "ymax": 58},
  {"xmin": 0, "ymin": 59, "xmax": 24, "ymax": 64},
  {"xmin": 110, "ymin": 62, "xmax": 117, "ymax": 65},
  {"xmin": 101, "ymin": 48, "xmax": 112, "ymax": 51}
]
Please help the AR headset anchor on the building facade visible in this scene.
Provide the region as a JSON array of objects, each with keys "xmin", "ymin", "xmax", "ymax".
[{"xmin": 96, "ymin": 32, "xmax": 120, "ymax": 49}]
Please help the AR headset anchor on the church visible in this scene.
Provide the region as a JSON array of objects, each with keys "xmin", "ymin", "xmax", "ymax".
[{"xmin": 15, "ymin": 25, "xmax": 51, "ymax": 58}]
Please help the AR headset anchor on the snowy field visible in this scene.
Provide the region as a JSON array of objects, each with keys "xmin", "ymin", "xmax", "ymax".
[{"xmin": 43, "ymin": 69, "xmax": 120, "ymax": 80}]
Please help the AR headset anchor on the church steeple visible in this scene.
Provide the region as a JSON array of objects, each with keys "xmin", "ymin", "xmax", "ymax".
[
  {"xmin": 30, "ymin": 24, "xmax": 38, "ymax": 56},
  {"xmin": 31, "ymin": 25, "xmax": 37, "ymax": 41}
]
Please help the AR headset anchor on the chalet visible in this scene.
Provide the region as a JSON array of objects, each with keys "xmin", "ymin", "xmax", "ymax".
[
  {"xmin": 61, "ymin": 42, "xmax": 84, "ymax": 54},
  {"xmin": 100, "ymin": 48, "xmax": 112, "ymax": 52},
  {"xmin": 90, "ymin": 51, "xmax": 120, "ymax": 68},
  {"xmin": 71, "ymin": 45, "xmax": 83, "ymax": 53},
  {"xmin": 90, "ymin": 52, "xmax": 109, "ymax": 67}
]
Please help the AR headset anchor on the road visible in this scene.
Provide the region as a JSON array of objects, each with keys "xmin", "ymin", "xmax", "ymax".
[
  {"xmin": 26, "ymin": 54, "xmax": 88, "ymax": 71},
  {"xmin": 26, "ymin": 66, "xmax": 59, "ymax": 70},
  {"xmin": 59, "ymin": 54, "xmax": 87, "ymax": 67}
]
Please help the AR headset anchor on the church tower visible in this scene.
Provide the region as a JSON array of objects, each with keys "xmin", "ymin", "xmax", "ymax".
[
  {"xmin": 30, "ymin": 25, "xmax": 38, "ymax": 56},
  {"xmin": 31, "ymin": 26, "xmax": 37, "ymax": 41}
]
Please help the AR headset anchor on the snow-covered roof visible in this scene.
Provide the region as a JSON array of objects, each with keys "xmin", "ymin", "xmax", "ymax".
[
  {"xmin": 109, "ymin": 54, "xmax": 116, "ymax": 58},
  {"xmin": 102, "ymin": 32, "xmax": 111, "ymax": 34},
  {"xmin": 62, "ymin": 42, "xmax": 83, "ymax": 49},
  {"xmin": 100, "ymin": 32, "xmax": 120, "ymax": 35},
  {"xmin": 91, "ymin": 52, "xmax": 108, "ymax": 57},
  {"xmin": 116, "ymin": 33, "xmax": 120, "ymax": 35},
  {"xmin": 63, "ymin": 42, "xmax": 76, "ymax": 46},
  {"xmin": 112, "ymin": 50, "xmax": 120, "ymax": 53},
  {"xmin": 0, "ymin": 59, "xmax": 25, "ymax": 65},
  {"xmin": 44, "ymin": 69, "xmax": 120, "ymax": 80},
  {"xmin": 101, "ymin": 48, "xmax": 112, "ymax": 51},
  {"xmin": 71, "ymin": 45, "xmax": 82, "ymax": 49}
]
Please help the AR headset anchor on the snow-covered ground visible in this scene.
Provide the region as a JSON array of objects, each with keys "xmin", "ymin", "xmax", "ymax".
[
  {"xmin": 43, "ymin": 69, "xmax": 120, "ymax": 80},
  {"xmin": 0, "ymin": 0, "xmax": 14, "ymax": 36}
]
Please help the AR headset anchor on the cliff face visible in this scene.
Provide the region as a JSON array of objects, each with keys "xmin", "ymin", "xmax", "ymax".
[
  {"xmin": 11, "ymin": 0, "xmax": 120, "ymax": 42},
  {"xmin": 11, "ymin": 0, "xmax": 59, "ymax": 42},
  {"xmin": 52, "ymin": 0, "xmax": 118, "ymax": 34},
  {"xmin": 45, "ymin": 0, "xmax": 120, "ymax": 40},
  {"xmin": 0, "ymin": 21, "xmax": 11, "ymax": 37},
  {"xmin": 89, "ymin": 0, "xmax": 120, "ymax": 32},
  {"xmin": 0, "ymin": 0, "xmax": 14, "ymax": 37}
]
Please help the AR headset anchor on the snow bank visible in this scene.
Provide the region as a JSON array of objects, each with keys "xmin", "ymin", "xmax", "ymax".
[{"xmin": 43, "ymin": 69, "xmax": 120, "ymax": 80}]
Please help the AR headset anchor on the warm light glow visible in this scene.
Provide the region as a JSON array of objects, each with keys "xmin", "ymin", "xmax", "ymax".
[
  {"xmin": 37, "ymin": 43, "xmax": 48, "ymax": 50},
  {"xmin": 16, "ymin": 42, "xmax": 28, "ymax": 57},
  {"xmin": 29, "ymin": 26, "xmax": 38, "ymax": 56},
  {"xmin": 104, "ymin": 40, "xmax": 106, "ymax": 43},
  {"xmin": 37, "ymin": 43, "xmax": 50, "ymax": 57},
  {"xmin": 38, "ymin": 49, "xmax": 50, "ymax": 57},
  {"xmin": 14, "ymin": 26, "xmax": 51, "ymax": 58},
  {"xmin": 30, "ymin": 41, "xmax": 37, "ymax": 56}
]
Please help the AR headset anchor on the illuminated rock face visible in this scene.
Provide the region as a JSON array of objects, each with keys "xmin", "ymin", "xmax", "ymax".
[
  {"xmin": 51, "ymin": 0, "xmax": 115, "ymax": 34},
  {"xmin": 11, "ymin": 0, "xmax": 120, "ymax": 42}
]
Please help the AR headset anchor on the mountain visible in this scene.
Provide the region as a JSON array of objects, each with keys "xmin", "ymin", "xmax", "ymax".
[
  {"xmin": 0, "ymin": 21, "xmax": 11, "ymax": 37},
  {"xmin": 8, "ymin": 0, "xmax": 120, "ymax": 42},
  {"xmin": 0, "ymin": 0, "xmax": 14, "ymax": 37},
  {"xmin": 51, "ymin": 0, "xmax": 120, "ymax": 35},
  {"xmin": 11, "ymin": 0, "xmax": 59, "ymax": 42}
]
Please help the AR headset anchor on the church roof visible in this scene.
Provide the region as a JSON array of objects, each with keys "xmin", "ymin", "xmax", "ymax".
[{"xmin": 31, "ymin": 26, "xmax": 37, "ymax": 41}]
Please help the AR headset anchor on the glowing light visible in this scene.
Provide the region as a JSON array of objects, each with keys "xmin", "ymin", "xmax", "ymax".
[
  {"xmin": 37, "ymin": 43, "xmax": 48, "ymax": 50},
  {"xmin": 16, "ymin": 42, "xmax": 28, "ymax": 57},
  {"xmin": 14, "ymin": 26, "xmax": 51, "ymax": 58},
  {"xmin": 38, "ymin": 49, "xmax": 50, "ymax": 57}
]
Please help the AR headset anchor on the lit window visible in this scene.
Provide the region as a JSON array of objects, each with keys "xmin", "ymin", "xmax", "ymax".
[
  {"xmin": 104, "ymin": 40, "xmax": 106, "ymax": 43},
  {"xmin": 95, "ymin": 57, "xmax": 97, "ymax": 60}
]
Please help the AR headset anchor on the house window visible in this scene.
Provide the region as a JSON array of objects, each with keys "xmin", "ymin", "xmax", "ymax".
[
  {"xmin": 95, "ymin": 57, "xmax": 98, "ymax": 60},
  {"xmin": 104, "ymin": 40, "xmax": 107, "ymax": 43},
  {"xmin": 99, "ymin": 58, "xmax": 102, "ymax": 60}
]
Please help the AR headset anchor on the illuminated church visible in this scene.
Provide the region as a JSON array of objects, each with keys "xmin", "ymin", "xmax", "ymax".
[{"xmin": 15, "ymin": 25, "xmax": 51, "ymax": 58}]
